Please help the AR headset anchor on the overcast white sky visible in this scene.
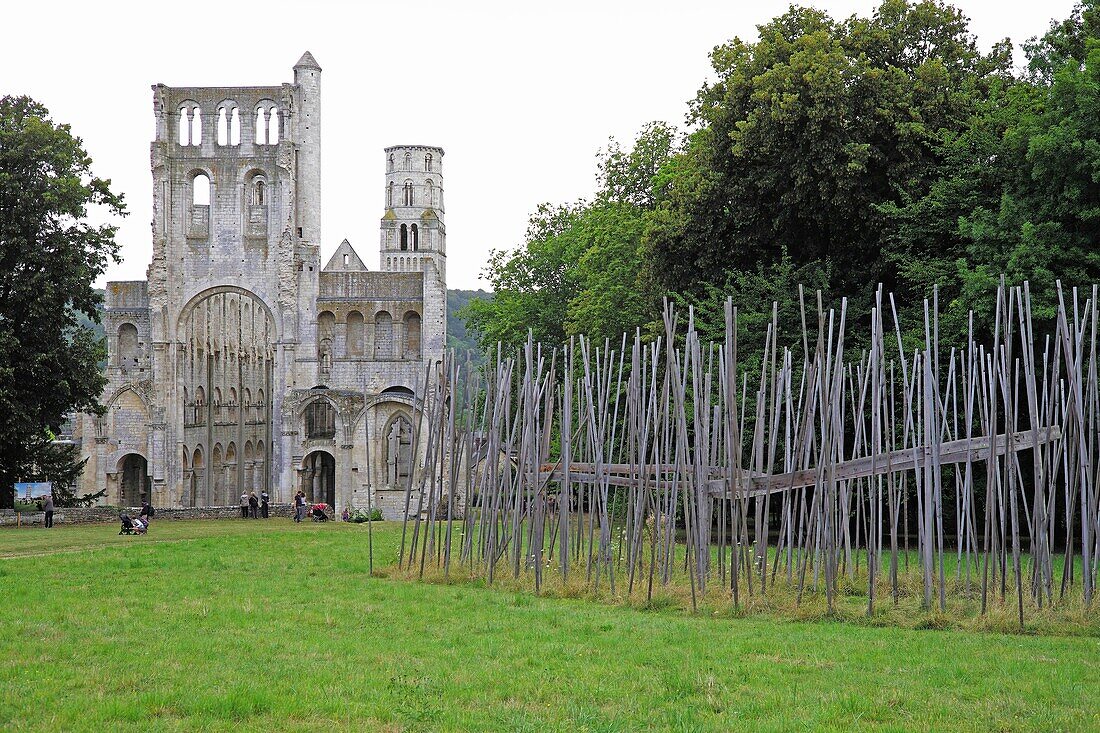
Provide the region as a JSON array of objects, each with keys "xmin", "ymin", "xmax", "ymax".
[{"xmin": 3, "ymin": 0, "xmax": 1078, "ymax": 290}]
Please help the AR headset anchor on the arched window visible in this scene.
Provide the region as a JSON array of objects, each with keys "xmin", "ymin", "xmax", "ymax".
[
  {"xmin": 426, "ymin": 180, "xmax": 434, "ymax": 207},
  {"xmin": 384, "ymin": 413, "xmax": 414, "ymax": 486},
  {"xmin": 305, "ymin": 400, "xmax": 337, "ymax": 439},
  {"xmin": 404, "ymin": 311, "xmax": 422, "ymax": 359},
  {"xmin": 400, "ymin": 224, "xmax": 408, "ymax": 251},
  {"xmin": 230, "ymin": 108, "xmax": 240, "ymax": 145},
  {"xmin": 388, "ymin": 154, "xmax": 394, "ymax": 172},
  {"xmin": 228, "ymin": 387, "xmax": 238, "ymax": 423},
  {"xmin": 212, "ymin": 443, "xmax": 224, "ymax": 502},
  {"xmin": 411, "ymin": 224, "xmax": 419, "ymax": 251},
  {"xmin": 217, "ymin": 108, "xmax": 228, "ymax": 146},
  {"xmin": 195, "ymin": 386, "xmax": 206, "ymax": 426},
  {"xmin": 255, "ymin": 108, "xmax": 266, "ymax": 145},
  {"xmin": 404, "ymin": 152, "xmax": 411, "ymax": 170},
  {"xmin": 403, "ymin": 181, "xmax": 413, "ymax": 206},
  {"xmin": 217, "ymin": 103, "xmax": 239, "ymax": 146},
  {"xmin": 387, "ymin": 181, "xmax": 394, "ymax": 208},
  {"xmin": 318, "ymin": 311, "xmax": 335, "ymax": 372},
  {"xmin": 255, "ymin": 105, "xmax": 278, "ymax": 145},
  {"xmin": 192, "ymin": 174, "xmax": 210, "ymax": 206},
  {"xmin": 243, "ymin": 388, "xmax": 252, "ymax": 422},
  {"xmin": 425, "ymin": 153, "xmax": 433, "ymax": 171},
  {"xmin": 117, "ymin": 323, "xmax": 139, "ymax": 368},
  {"xmin": 346, "ymin": 311, "xmax": 363, "ymax": 356},
  {"xmin": 191, "ymin": 108, "xmax": 201, "ymax": 145},
  {"xmin": 374, "ymin": 311, "xmax": 393, "ymax": 359},
  {"xmin": 178, "ymin": 108, "xmax": 189, "ymax": 146},
  {"xmin": 252, "ymin": 179, "xmax": 266, "ymax": 206}
]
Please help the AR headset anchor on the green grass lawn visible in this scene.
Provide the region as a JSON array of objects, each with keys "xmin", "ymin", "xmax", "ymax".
[{"xmin": 1, "ymin": 520, "xmax": 1098, "ymax": 732}]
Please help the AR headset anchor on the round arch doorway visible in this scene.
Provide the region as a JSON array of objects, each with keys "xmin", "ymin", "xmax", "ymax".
[
  {"xmin": 119, "ymin": 453, "xmax": 149, "ymax": 507},
  {"xmin": 301, "ymin": 450, "xmax": 335, "ymax": 508}
]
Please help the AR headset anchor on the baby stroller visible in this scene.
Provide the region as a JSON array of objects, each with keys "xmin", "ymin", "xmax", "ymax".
[
  {"xmin": 119, "ymin": 513, "xmax": 147, "ymax": 535},
  {"xmin": 310, "ymin": 503, "xmax": 330, "ymax": 522}
]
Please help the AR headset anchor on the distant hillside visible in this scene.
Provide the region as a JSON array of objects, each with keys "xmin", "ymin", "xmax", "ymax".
[
  {"xmin": 448, "ymin": 289, "xmax": 489, "ymax": 361},
  {"xmin": 75, "ymin": 289, "xmax": 106, "ymax": 342}
]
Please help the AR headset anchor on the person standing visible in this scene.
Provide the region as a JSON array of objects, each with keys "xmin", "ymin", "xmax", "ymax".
[
  {"xmin": 139, "ymin": 498, "xmax": 153, "ymax": 525},
  {"xmin": 260, "ymin": 490, "xmax": 270, "ymax": 519},
  {"xmin": 294, "ymin": 490, "xmax": 306, "ymax": 523},
  {"xmin": 248, "ymin": 491, "xmax": 259, "ymax": 519},
  {"xmin": 240, "ymin": 492, "xmax": 249, "ymax": 519},
  {"xmin": 42, "ymin": 493, "xmax": 54, "ymax": 529}
]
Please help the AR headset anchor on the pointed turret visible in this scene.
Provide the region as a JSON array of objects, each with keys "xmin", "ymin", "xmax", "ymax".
[{"xmin": 294, "ymin": 51, "xmax": 322, "ymax": 71}]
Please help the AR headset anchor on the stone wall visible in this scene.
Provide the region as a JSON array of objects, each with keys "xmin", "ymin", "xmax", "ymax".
[{"xmin": 0, "ymin": 503, "xmax": 295, "ymax": 526}]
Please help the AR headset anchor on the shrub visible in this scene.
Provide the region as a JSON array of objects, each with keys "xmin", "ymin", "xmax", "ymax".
[{"xmin": 350, "ymin": 507, "xmax": 384, "ymax": 523}]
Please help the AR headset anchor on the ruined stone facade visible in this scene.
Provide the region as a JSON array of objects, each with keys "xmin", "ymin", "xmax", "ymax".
[{"xmin": 73, "ymin": 53, "xmax": 447, "ymax": 517}]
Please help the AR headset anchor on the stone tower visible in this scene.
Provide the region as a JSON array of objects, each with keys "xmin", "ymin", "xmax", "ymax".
[
  {"xmin": 380, "ymin": 145, "xmax": 446, "ymax": 282},
  {"xmin": 75, "ymin": 54, "xmax": 458, "ymax": 520}
]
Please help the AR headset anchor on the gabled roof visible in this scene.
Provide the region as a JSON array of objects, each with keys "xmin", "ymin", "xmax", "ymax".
[
  {"xmin": 323, "ymin": 239, "xmax": 367, "ymax": 272},
  {"xmin": 295, "ymin": 51, "xmax": 322, "ymax": 71}
]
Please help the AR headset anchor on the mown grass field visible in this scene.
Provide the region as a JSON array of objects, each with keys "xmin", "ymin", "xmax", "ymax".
[{"xmin": 1, "ymin": 520, "xmax": 1098, "ymax": 732}]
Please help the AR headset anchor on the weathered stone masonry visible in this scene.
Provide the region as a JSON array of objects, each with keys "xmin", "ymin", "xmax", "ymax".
[{"xmin": 72, "ymin": 53, "xmax": 449, "ymax": 519}]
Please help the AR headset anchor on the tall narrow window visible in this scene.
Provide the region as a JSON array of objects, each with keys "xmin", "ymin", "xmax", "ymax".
[
  {"xmin": 404, "ymin": 311, "xmax": 422, "ymax": 359},
  {"xmin": 399, "ymin": 224, "xmax": 408, "ymax": 251},
  {"xmin": 193, "ymin": 174, "xmax": 210, "ymax": 206},
  {"xmin": 426, "ymin": 180, "xmax": 434, "ymax": 207},
  {"xmin": 404, "ymin": 152, "xmax": 411, "ymax": 170},
  {"xmin": 191, "ymin": 108, "xmax": 201, "ymax": 145},
  {"xmin": 388, "ymin": 154, "xmax": 394, "ymax": 172},
  {"xmin": 425, "ymin": 153, "xmax": 432, "ymax": 171},
  {"xmin": 217, "ymin": 108, "xmax": 228, "ymax": 145},
  {"xmin": 230, "ymin": 108, "xmax": 240, "ymax": 145},
  {"xmin": 268, "ymin": 108, "xmax": 279, "ymax": 144},
  {"xmin": 387, "ymin": 181, "xmax": 394, "ymax": 208},
  {"xmin": 346, "ymin": 310, "xmax": 364, "ymax": 356},
  {"xmin": 374, "ymin": 311, "xmax": 393, "ymax": 359},
  {"xmin": 411, "ymin": 224, "xmax": 419, "ymax": 251},
  {"xmin": 306, "ymin": 400, "xmax": 337, "ymax": 439},
  {"xmin": 118, "ymin": 323, "xmax": 139, "ymax": 368},
  {"xmin": 255, "ymin": 108, "xmax": 266, "ymax": 144},
  {"xmin": 403, "ymin": 181, "xmax": 413, "ymax": 206},
  {"xmin": 178, "ymin": 108, "xmax": 188, "ymax": 146},
  {"xmin": 255, "ymin": 180, "xmax": 265, "ymax": 206}
]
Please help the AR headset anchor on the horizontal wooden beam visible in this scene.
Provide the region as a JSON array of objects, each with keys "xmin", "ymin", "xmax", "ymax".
[{"xmin": 536, "ymin": 426, "xmax": 1061, "ymax": 498}]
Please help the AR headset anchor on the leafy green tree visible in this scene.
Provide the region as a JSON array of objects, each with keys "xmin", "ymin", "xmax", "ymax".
[
  {"xmin": 0, "ymin": 96, "xmax": 124, "ymax": 508},
  {"xmin": 462, "ymin": 123, "xmax": 677, "ymax": 352},
  {"xmin": 649, "ymin": 1, "xmax": 1012, "ymax": 311}
]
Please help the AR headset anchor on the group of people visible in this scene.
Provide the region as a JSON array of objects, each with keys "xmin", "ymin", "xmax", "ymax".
[
  {"xmin": 239, "ymin": 490, "xmax": 270, "ymax": 519},
  {"xmin": 119, "ymin": 501, "xmax": 154, "ymax": 535},
  {"xmin": 292, "ymin": 490, "xmax": 336, "ymax": 522}
]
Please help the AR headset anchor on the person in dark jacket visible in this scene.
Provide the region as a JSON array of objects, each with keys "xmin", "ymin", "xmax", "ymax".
[
  {"xmin": 260, "ymin": 491, "xmax": 270, "ymax": 519},
  {"xmin": 248, "ymin": 491, "xmax": 259, "ymax": 519},
  {"xmin": 43, "ymin": 493, "xmax": 55, "ymax": 529},
  {"xmin": 294, "ymin": 490, "xmax": 306, "ymax": 523},
  {"xmin": 139, "ymin": 499, "xmax": 153, "ymax": 525}
]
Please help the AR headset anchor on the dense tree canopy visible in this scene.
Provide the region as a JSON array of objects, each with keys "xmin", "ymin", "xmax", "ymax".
[
  {"xmin": 0, "ymin": 96, "xmax": 124, "ymax": 507},
  {"xmin": 465, "ymin": 0, "xmax": 1100, "ymax": 361}
]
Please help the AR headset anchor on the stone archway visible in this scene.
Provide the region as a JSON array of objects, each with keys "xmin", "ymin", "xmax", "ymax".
[
  {"xmin": 301, "ymin": 450, "xmax": 335, "ymax": 508},
  {"xmin": 118, "ymin": 453, "xmax": 149, "ymax": 507}
]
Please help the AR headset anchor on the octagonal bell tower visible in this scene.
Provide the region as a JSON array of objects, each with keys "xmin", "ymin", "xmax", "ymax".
[{"xmin": 379, "ymin": 145, "xmax": 445, "ymax": 283}]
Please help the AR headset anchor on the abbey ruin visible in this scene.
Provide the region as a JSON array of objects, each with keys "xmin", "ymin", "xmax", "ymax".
[{"xmin": 71, "ymin": 52, "xmax": 447, "ymax": 517}]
